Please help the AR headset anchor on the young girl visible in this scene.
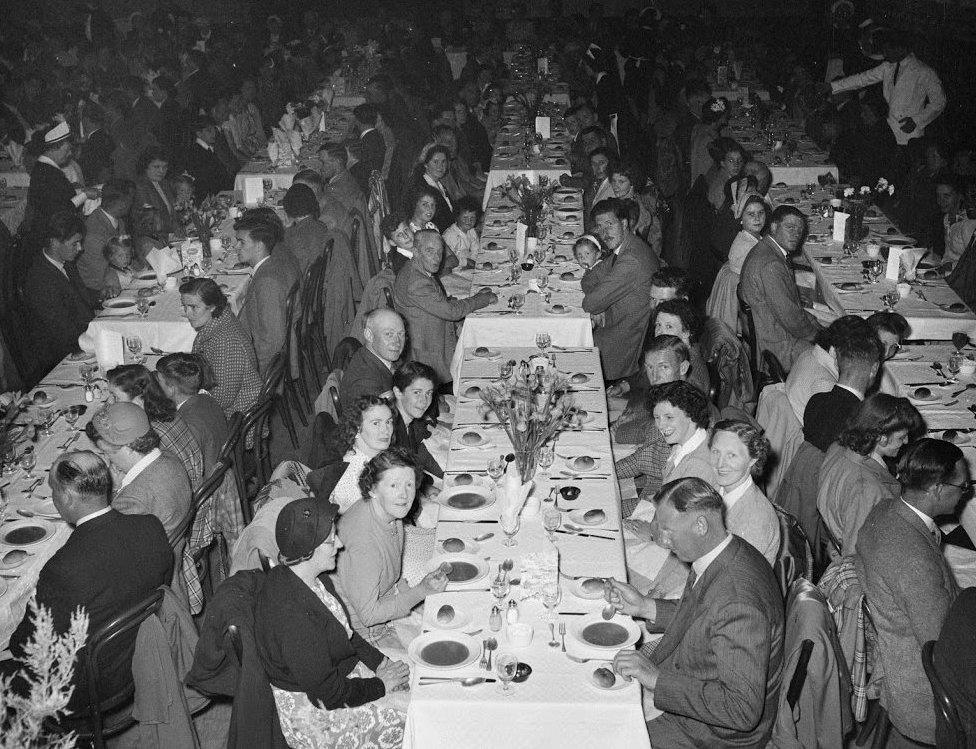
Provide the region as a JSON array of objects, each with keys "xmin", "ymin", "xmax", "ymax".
[
  {"xmin": 574, "ymin": 234, "xmax": 608, "ymax": 329},
  {"xmin": 102, "ymin": 235, "xmax": 138, "ymax": 296},
  {"xmin": 442, "ymin": 196, "xmax": 481, "ymax": 269}
]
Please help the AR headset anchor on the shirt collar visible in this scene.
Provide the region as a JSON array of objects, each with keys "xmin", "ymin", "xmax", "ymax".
[
  {"xmin": 901, "ymin": 498, "xmax": 938, "ymax": 535},
  {"xmin": 769, "ymin": 235, "xmax": 789, "ymax": 257},
  {"xmin": 671, "ymin": 428, "xmax": 707, "ymax": 466},
  {"xmin": 251, "ymin": 255, "xmax": 271, "ymax": 273},
  {"xmin": 118, "ymin": 448, "xmax": 161, "ymax": 490},
  {"xmin": 719, "ymin": 477, "xmax": 754, "ymax": 509},
  {"xmin": 836, "ymin": 383, "xmax": 864, "ymax": 401},
  {"xmin": 101, "ymin": 208, "xmax": 118, "ymax": 228},
  {"xmin": 43, "ymin": 251, "xmax": 68, "ymax": 278},
  {"xmin": 37, "ymin": 154, "xmax": 61, "ymax": 170},
  {"xmin": 75, "ymin": 505, "xmax": 112, "ymax": 527},
  {"xmin": 195, "ymin": 137, "xmax": 213, "ymax": 152},
  {"xmin": 692, "ymin": 533, "xmax": 733, "ymax": 584}
]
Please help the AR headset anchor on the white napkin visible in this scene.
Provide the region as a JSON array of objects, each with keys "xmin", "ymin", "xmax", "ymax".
[
  {"xmin": 146, "ymin": 245, "xmax": 181, "ymax": 281},
  {"xmin": 498, "ymin": 472, "xmax": 533, "ymax": 523},
  {"xmin": 267, "ymin": 140, "xmax": 279, "ymax": 165},
  {"xmin": 90, "ymin": 329, "xmax": 124, "ymax": 370},
  {"xmin": 899, "ymin": 247, "xmax": 926, "ymax": 278}
]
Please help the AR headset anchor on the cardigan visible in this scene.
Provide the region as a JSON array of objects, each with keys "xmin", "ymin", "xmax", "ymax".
[{"xmin": 254, "ymin": 565, "xmax": 385, "ymax": 710}]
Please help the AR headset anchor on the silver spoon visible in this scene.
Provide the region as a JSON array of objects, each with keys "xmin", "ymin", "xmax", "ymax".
[
  {"xmin": 566, "ymin": 654, "xmax": 600, "ymax": 664},
  {"xmin": 418, "ymin": 677, "xmax": 496, "ymax": 686}
]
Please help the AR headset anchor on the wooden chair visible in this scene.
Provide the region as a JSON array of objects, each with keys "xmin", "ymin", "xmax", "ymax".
[
  {"xmin": 762, "ymin": 350, "xmax": 789, "ymax": 384},
  {"xmin": 236, "ymin": 397, "xmax": 278, "ymax": 499},
  {"xmin": 922, "ymin": 640, "xmax": 967, "ymax": 747},
  {"xmin": 280, "ymin": 279, "xmax": 309, "ymax": 425},
  {"xmin": 70, "ymin": 589, "xmax": 166, "ymax": 748},
  {"xmin": 737, "ymin": 289, "xmax": 780, "ymax": 391},
  {"xmin": 215, "ymin": 413, "xmax": 249, "ymax": 524},
  {"xmin": 298, "ymin": 248, "xmax": 331, "ymax": 388},
  {"xmin": 186, "ymin": 457, "xmax": 234, "ymax": 595}
]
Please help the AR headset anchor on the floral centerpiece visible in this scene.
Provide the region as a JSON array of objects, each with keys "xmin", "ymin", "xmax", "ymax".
[
  {"xmin": 479, "ymin": 360, "xmax": 575, "ymax": 482},
  {"xmin": 503, "ymin": 174, "xmax": 555, "ymax": 237},
  {"xmin": 840, "ymin": 178, "xmax": 895, "ymax": 242},
  {"xmin": 186, "ymin": 196, "xmax": 228, "ymax": 263}
]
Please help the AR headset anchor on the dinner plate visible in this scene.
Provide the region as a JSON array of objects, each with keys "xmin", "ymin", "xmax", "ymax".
[
  {"xmin": 939, "ymin": 429, "xmax": 973, "ymax": 447},
  {"xmin": 427, "ymin": 553, "xmax": 490, "ymax": 586},
  {"xmin": 569, "ymin": 509, "xmax": 609, "ymax": 527},
  {"xmin": 588, "ymin": 663, "xmax": 630, "ymax": 692},
  {"xmin": 834, "ymin": 282, "xmax": 864, "ymax": 292},
  {"xmin": 569, "ymin": 614, "xmax": 640, "ymax": 650},
  {"xmin": 0, "ymin": 548, "xmax": 32, "ymax": 570},
  {"xmin": 408, "ymin": 631, "xmax": 481, "ymax": 671},
  {"xmin": 906, "ymin": 386, "xmax": 948, "ymax": 403},
  {"xmin": 101, "ymin": 298, "xmax": 138, "ymax": 316},
  {"xmin": 29, "ymin": 392, "xmax": 59, "ymax": 408},
  {"xmin": 562, "ymin": 456, "xmax": 602, "ymax": 474},
  {"xmin": 454, "ymin": 430, "xmax": 493, "ymax": 449},
  {"xmin": 470, "ymin": 348, "xmax": 501, "ymax": 360},
  {"xmin": 438, "ymin": 484, "xmax": 495, "ymax": 511},
  {"xmin": 131, "ymin": 272, "xmax": 160, "ymax": 288},
  {"xmin": 546, "ymin": 304, "xmax": 573, "ymax": 315},
  {"xmin": 460, "ymin": 382, "xmax": 490, "ymax": 400},
  {"xmin": 438, "ymin": 537, "xmax": 481, "ymax": 555},
  {"xmin": 566, "ymin": 372, "xmax": 591, "ymax": 385},
  {"xmin": 571, "ymin": 577, "xmax": 607, "ymax": 600},
  {"xmin": 1, "ymin": 519, "xmax": 54, "ymax": 547},
  {"xmin": 66, "ymin": 350, "xmax": 96, "ymax": 362}
]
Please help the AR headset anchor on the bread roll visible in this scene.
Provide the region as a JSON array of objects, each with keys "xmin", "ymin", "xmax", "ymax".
[
  {"xmin": 593, "ymin": 667, "xmax": 616, "ymax": 688},
  {"xmin": 442, "ymin": 538, "xmax": 466, "ymax": 553}
]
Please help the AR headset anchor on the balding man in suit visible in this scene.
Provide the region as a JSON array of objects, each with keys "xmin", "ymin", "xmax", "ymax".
[
  {"xmin": 739, "ymin": 205, "xmax": 822, "ymax": 374},
  {"xmin": 607, "ymin": 477, "xmax": 784, "ymax": 748}
]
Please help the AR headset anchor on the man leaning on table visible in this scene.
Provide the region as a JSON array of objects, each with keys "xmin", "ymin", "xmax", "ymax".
[
  {"xmin": 392, "ymin": 229, "xmax": 495, "ymax": 384},
  {"xmin": 3, "ymin": 451, "xmax": 173, "ymax": 712},
  {"xmin": 607, "ymin": 477, "xmax": 784, "ymax": 749}
]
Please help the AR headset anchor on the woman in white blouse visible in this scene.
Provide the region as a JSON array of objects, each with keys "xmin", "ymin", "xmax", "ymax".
[{"xmin": 328, "ymin": 395, "xmax": 395, "ymax": 513}]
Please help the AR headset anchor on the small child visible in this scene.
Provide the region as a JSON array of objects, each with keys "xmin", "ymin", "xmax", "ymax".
[
  {"xmin": 442, "ymin": 195, "xmax": 481, "ymax": 269},
  {"xmin": 574, "ymin": 234, "xmax": 608, "ymax": 330},
  {"xmin": 102, "ymin": 235, "xmax": 137, "ymax": 295},
  {"xmin": 173, "ymin": 174, "xmax": 196, "ymax": 211}
]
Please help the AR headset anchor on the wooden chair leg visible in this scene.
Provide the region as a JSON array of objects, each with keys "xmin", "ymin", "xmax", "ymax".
[{"xmin": 276, "ymin": 391, "xmax": 300, "ymax": 449}]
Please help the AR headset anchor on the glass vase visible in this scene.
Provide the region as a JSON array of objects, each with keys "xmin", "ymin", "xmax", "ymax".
[
  {"xmin": 514, "ymin": 448, "xmax": 538, "ymax": 483},
  {"xmin": 843, "ymin": 199, "xmax": 868, "ymax": 243}
]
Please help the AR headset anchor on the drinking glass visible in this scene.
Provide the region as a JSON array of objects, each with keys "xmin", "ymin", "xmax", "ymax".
[
  {"xmin": 501, "ymin": 513, "xmax": 520, "ymax": 547},
  {"xmin": 64, "ymin": 405, "xmax": 80, "ymax": 432},
  {"xmin": 543, "ymin": 507, "xmax": 561, "ymax": 540},
  {"xmin": 220, "ymin": 234, "xmax": 233, "ymax": 252},
  {"xmin": 125, "ymin": 336, "xmax": 144, "ymax": 363},
  {"xmin": 869, "ymin": 259, "xmax": 884, "ymax": 284},
  {"xmin": 137, "ymin": 297, "xmax": 151, "ymax": 318},
  {"xmin": 487, "ymin": 456, "xmax": 506, "ymax": 484},
  {"xmin": 496, "ymin": 652, "xmax": 519, "ymax": 693},
  {"xmin": 500, "ymin": 360, "xmax": 514, "ymax": 380},
  {"xmin": 535, "ymin": 332, "xmax": 551, "ymax": 352},
  {"xmin": 538, "ymin": 441, "xmax": 554, "ymax": 473},
  {"xmin": 491, "ymin": 575, "xmax": 510, "ymax": 604},
  {"xmin": 541, "ymin": 582, "xmax": 561, "ymax": 617},
  {"xmin": 1, "ymin": 440, "xmax": 15, "ymax": 476},
  {"xmin": 948, "ymin": 352, "xmax": 963, "ymax": 378},
  {"xmin": 511, "ymin": 294, "xmax": 525, "ymax": 314},
  {"xmin": 20, "ymin": 446, "xmax": 35, "ymax": 478}
]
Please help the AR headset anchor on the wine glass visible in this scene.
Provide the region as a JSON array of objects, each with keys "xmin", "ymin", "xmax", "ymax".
[
  {"xmin": 543, "ymin": 506, "xmax": 561, "ymax": 541},
  {"xmin": 541, "ymin": 582, "xmax": 561, "ymax": 620},
  {"xmin": 535, "ymin": 332, "xmax": 551, "ymax": 352},
  {"xmin": 125, "ymin": 336, "xmax": 144, "ymax": 364},
  {"xmin": 500, "ymin": 360, "xmax": 514, "ymax": 380},
  {"xmin": 487, "ymin": 455, "xmax": 506, "ymax": 484},
  {"xmin": 1, "ymin": 440, "xmax": 16, "ymax": 476},
  {"xmin": 953, "ymin": 332, "xmax": 970, "ymax": 352},
  {"xmin": 538, "ymin": 441, "xmax": 554, "ymax": 474},
  {"xmin": 496, "ymin": 652, "xmax": 519, "ymax": 693},
  {"xmin": 491, "ymin": 574, "xmax": 510, "ymax": 604},
  {"xmin": 64, "ymin": 405, "xmax": 80, "ymax": 432},
  {"xmin": 869, "ymin": 259, "xmax": 884, "ymax": 284},
  {"xmin": 137, "ymin": 297, "xmax": 151, "ymax": 318},
  {"xmin": 501, "ymin": 513, "xmax": 520, "ymax": 547},
  {"xmin": 511, "ymin": 294, "xmax": 525, "ymax": 315},
  {"xmin": 948, "ymin": 351, "xmax": 963, "ymax": 379},
  {"xmin": 20, "ymin": 446, "xmax": 35, "ymax": 478}
]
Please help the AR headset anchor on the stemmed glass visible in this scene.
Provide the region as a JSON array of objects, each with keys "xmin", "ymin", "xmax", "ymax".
[
  {"xmin": 487, "ymin": 456, "xmax": 506, "ymax": 484},
  {"xmin": 538, "ymin": 441, "xmax": 554, "ymax": 474},
  {"xmin": 496, "ymin": 652, "xmax": 519, "ymax": 694},
  {"xmin": 125, "ymin": 336, "xmax": 144, "ymax": 364},
  {"xmin": 64, "ymin": 405, "xmax": 80, "ymax": 432},
  {"xmin": 868, "ymin": 259, "xmax": 884, "ymax": 284},
  {"xmin": 1, "ymin": 440, "xmax": 16, "ymax": 476},
  {"xmin": 542, "ymin": 582, "xmax": 562, "ymax": 622},
  {"xmin": 543, "ymin": 504, "xmax": 561, "ymax": 541},
  {"xmin": 501, "ymin": 513, "xmax": 520, "ymax": 547},
  {"xmin": 510, "ymin": 294, "xmax": 525, "ymax": 315},
  {"xmin": 952, "ymin": 332, "xmax": 970, "ymax": 352},
  {"xmin": 535, "ymin": 332, "xmax": 551, "ymax": 352},
  {"xmin": 137, "ymin": 297, "xmax": 151, "ymax": 318},
  {"xmin": 20, "ymin": 445, "xmax": 35, "ymax": 478},
  {"xmin": 500, "ymin": 360, "xmax": 514, "ymax": 380}
]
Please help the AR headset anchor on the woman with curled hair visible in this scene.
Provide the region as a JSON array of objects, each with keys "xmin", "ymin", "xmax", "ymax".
[
  {"xmin": 818, "ymin": 394, "xmax": 924, "ymax": 555},
  {"xmin": 410, "ymin": 144, "xmax": 454, "ymax": 232},
  {"xmin": 610, "ymin": 161, "xmax": 662, "ymax": 252},
  {"xmin": 179, "ymin": 277, "xmax": 261, "ymax": 416},
  {"xmin": 310, "ymin": 395, "xmax": 395, "ymax": 514},
  {"xmin": 334, "ymin": 448, "xmax": 450, "ymax": 648},
  {"xmin": 131, "ymin": 145, "xmax": 178, "ymax": 254},
  {"xmin": 708, "ymin": 419, "xmax": 781, "ymax": 565},
  {"xmin": 106, "ymin": 364, "xmax": 204, "ymax": 487},
  {"xmin": 706, "ymin": 193, "xmax": 768, "ymax": 332},
  {"xmin": 392, "ymin": 361, "xmax": 444, "ymax": 482}
]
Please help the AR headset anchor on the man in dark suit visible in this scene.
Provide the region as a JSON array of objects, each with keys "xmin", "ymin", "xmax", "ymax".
[
  {"xmin": 77, "ymin": 103, "xmax": 116, "ymax": 185},
  {"xmin": 393, "ymin": 230, "xmax": 495, "ymax": 383},
  {"xmin": 26, "ymin": 122, "xmax": 99, "ymax": 231},
  {"xmin": 608, "ymin": 477, "xmax": 784, "ymax": 748},
  {"xmin": 319, "ymin": 141, "xmax": 369, "ymax": 217},
  {"xmin": 582, "ymin": 198, "xmax": 659, "ymax": 382},
  {"xmin": 5, "ymin": 451, "xmax": 173, "ymax": 711},
  {"xmin": 186, "ymin": 115, "xmax": 233, "ymax": 201},
  {"xmin": 235, "ymin": 211, "xmax": 301, "ymax": 376},
  {"xmin": 354, "ymin": 103, "xmax": 386, "ymax": 183},
  {"xmin": 340, "ymin": 308, "xmax": 406, "ymax": 413},
  {"xmin": 856, "ymin": 439, "xmax": 963, "ymax": 746},
  {"xmin": 739, "ymin": 205, "xmax": 823, "ymax": 374},
  {"xmin": 24, "ymin": 211, "xmax": 96, "ymax": 374}
]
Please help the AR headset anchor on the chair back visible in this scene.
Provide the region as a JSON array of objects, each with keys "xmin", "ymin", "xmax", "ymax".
[
  {"xmin": 78, "ymin": 588, "xmax": 166, "ymax": 746},
  {"xmin": 737, "ymin": 286, "xmax": 760, "ymax": 374},
  {"xmin": 237, "ymin": 396, "xmax": 277, "ymax": 493},
  {"xmin": 762, "ymin": 350, "xmax": 788, "ymax": 384},
  {"xmin": 922, "ymin": 640, "xmax": 967, "ymax": 747},
  {"xmin": 383, "ymin": 285, "xmax": 395, "ymax": 310},
  {"xmin": 772, "ymin": 503, "xmax": 814, "ymax": 598}
]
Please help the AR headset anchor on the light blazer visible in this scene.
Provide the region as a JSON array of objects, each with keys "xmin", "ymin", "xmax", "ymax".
[
  {"xmin": 649, "ymin": 535, "xmax": 785, "ymax": 748},
  {"xmin": 818, "ymin": 444, "xmax": 901, "ymax": 556},
  {"xmin": 726, "ymin": 483, "xmax": 781, "ymax": 567},
  {"xmin": 239, "ymin": 249, "xmax": 302, "ymax": 376},
  {"xmin": 738, "ymin": 235, "xmax": 821, "ymax": 373},
  {"xmin": 581, "ymin": 232, "xmax": 659, "ymax": 381},
  {"xmin": 855, "ymin": 498, "xmax": 959, "ymax": 744},
  {"xmin": 78, "ymin": 208, "xmax": 126, "ymax": 291},
  {"xmin": 392, "ymin": 260, "xmax": 491, "ymax": 382},
  {"xmin": 113, "ymin": 451, "xmax": 193, "ymax": 556}
]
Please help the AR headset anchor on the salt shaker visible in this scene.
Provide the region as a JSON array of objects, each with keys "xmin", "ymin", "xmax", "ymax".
[
  {"xmin": 506, "ymin": 599, "xmax": 519, "ymax": 625},
  {"xmin": 489, "ymin": 606, "xmax": 503, "ymax": 632}
]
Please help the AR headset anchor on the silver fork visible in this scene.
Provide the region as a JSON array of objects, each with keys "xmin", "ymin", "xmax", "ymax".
[
  {"xmin": 478, "ymin": 640, "xmax": 489, "ymax": 671},
  {"xmin": 559, "ymin": 622, "xmax": 567, "ymax": 652}
]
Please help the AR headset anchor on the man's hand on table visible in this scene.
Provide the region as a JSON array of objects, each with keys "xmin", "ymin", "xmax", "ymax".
[
  {"xmin": 377, "ymin": 657, "xmax": 411, "ymax": 693},
  {"xmin": 613, "ymin": 649, "xmax": 660, "ymax": 691},
  {"xmin": 475, "ymin": 288, "xmax": 498, "ymax": 305}
]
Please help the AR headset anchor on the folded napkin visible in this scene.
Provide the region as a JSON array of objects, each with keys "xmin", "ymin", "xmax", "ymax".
[
  {"xmin": 498, "ymin": 471, "xmax": 533, "ymax": 523},
  {"xmin": 145, "ymin": 245, "xmax": 182, "ymax": 281}
]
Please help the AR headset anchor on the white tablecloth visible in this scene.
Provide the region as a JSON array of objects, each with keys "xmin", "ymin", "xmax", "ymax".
[
  {"xmin": 0, "ymin": 163, "xmax": 30, "ymax": 188},
  {"xmin": 446, "ymin": 49, "xmax": 468, "ymax": 80},
  {"xmin": 233, "ymin": 162, "xmax": 298, "ymax": 194},
  {"xmin": 0, "ymin": 187, "xmax": 27, "ymax": 234},
  {"xmin": 403, "ymin": 346, "xmax": 651, "ymax": 749}
]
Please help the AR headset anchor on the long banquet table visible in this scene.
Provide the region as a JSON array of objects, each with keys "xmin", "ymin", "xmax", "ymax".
[{"xmin": 403, "ymin": 346, "xmax": 653, "ymax": 749}]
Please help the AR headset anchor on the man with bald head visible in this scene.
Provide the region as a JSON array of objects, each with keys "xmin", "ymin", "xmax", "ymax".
[
  {"xmin": 4, "ymin": 451, "xmax": 173, "ymax": 712},
  {"xmin": 393, "ymin": 229, "xmax": 495, "ymax": 383},
  {"xmin": 340, "ymin": 308, "xmax": 407, "ymax": 412}
]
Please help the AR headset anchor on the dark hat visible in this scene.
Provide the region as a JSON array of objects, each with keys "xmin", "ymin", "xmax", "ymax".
[{"xmin": 275, "ymin": 497, "xmax": 339, "ymax": 563}]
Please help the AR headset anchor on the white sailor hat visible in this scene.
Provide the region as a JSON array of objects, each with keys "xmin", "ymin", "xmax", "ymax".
[{"xmin": 44, "ymin": 121, "xmax": 71, "ymax": 146}]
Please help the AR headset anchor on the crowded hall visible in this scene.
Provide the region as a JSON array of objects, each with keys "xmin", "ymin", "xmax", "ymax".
[{"xmin": 3, "ymin": 0, "xmax": 976, "ymax": 746}]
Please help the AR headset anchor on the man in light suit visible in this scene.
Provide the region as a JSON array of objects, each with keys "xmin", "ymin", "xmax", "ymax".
[
  {"xmin": 739, "ymin": 205, "xmax": 822, "ymax": 374},
  {"xmin": 855, "ymin": 438, "xmax": 963, "ymax": 745},
  {"xmin": 392, "ymin": 230, "xmax": 495, "ymax": 383},
  {"xmin": 235, "ymin": 210, "xmax": 301, "ymax": 376},
  {"xmin": 77, "ymin": 178, "xmax": 134, "ymax": 295},
  {"xmin": 4, "ymin": 451, "xmax": 173, "ymax": 712},
  {"xmin": 608, "ymin": 477, "xmax": 784, "ymax": 748},
  {"xmin": 582, "ymin": 198, "xmax": 659, "ymax": 382},
  {"xmin": 319, "ymin": 141, "xmax": 369, "ymax": 217}
]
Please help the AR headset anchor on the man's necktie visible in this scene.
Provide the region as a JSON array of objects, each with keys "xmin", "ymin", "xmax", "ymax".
[{"xmin": 893, "ymin": 60, "xmax": 901, "ymax": 86}]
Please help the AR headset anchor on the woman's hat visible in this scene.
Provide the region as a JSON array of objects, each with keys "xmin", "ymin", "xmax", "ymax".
[{"xmin": 275, "ymin": 497, "xmax": 339, "ymax": 563}]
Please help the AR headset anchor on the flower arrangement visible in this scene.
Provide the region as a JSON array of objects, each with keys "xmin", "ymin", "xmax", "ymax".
[
  {"xmin": 479, "ymin": 360, "xmax": 575, "ymax": 482},
  {"xmin": 839, "ymin": 178, "xmax": 895, "ymax": 243},
  {"xmin": 842, "ymin": 177, "xmax": 896, "ymax": 202},
  {"xmin": 504, "ymin": 174, "xmax": 555, "ymax": 236},
  {"xmin": 0, "ymin": 600, "xmax": 88, "ymax": 749}
]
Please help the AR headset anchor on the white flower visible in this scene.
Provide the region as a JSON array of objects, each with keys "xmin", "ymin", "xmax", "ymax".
[
  {"xmin": 876, "ymin": 178, "xmax": 889, "ymax": 190},
  {"xmin": 843, "ymin": 187, "xmax": 854, "ymax": 198},
  {"xmin": 709, "ymin": 99, "xmax": 726, "ymax": 113},
  {"xmin": 860, "ymin": 186, "xmax": 871, "ymax": 195},
  {"xmin": 888, "ymin": 185, "xmax": 895, "ymax": 196}
]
